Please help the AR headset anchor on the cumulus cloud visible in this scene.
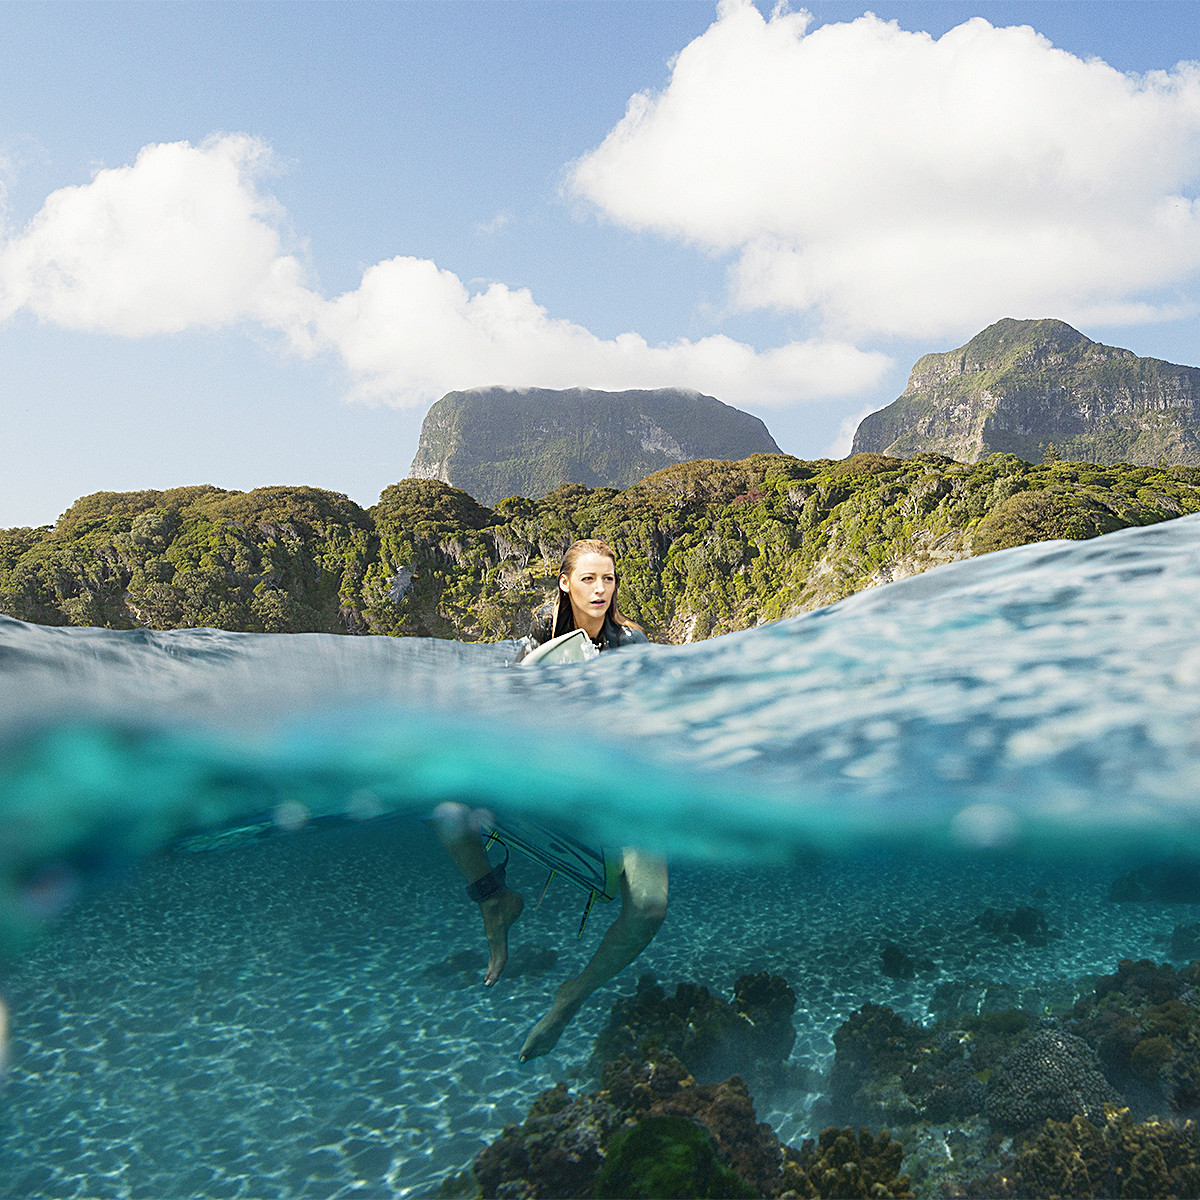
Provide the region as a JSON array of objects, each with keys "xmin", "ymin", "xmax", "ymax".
[
  {"xmin": 822, "ymin": 404, "xmax": 877, "ymax": 460},
  {"xmin": 569, "ymin": 0, "xmax": 1200, "ymax": 339},
  {"xmin": 0, "ymin": 135, "xmax": 312, "ymax": 336},
  {"xmin": 0, "ymin": 133, "xmax": 887, "ymax": 408},
  {"xmin": 310, "ymin": 254, "xmax": 885, "ymax": 406}
]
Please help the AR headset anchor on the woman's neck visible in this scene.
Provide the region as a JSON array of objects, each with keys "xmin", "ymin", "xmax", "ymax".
[{"xmin": 572, "ymin": 605, "xmax": 606, "ymax": 639}]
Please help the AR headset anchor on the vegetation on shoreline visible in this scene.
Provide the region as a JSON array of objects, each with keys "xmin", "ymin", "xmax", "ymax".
[{"xmin": 3, "ymin": 452, "xmax": 1199, "ymax": 642}]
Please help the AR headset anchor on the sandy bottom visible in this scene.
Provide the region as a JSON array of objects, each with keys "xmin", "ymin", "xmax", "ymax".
[{"xmin": 0, "ymin": 818, "xmax": 1192, "ymax": 1199}]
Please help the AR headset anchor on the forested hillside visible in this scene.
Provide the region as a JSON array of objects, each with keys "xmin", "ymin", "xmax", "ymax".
[{"xmin": 3, "ymin": 453, "xmax": 1199, "ymax": 643}]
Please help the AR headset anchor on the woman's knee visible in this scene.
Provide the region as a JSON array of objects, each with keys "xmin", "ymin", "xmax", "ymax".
[
  {"xmin": 431, "ymin": 801, "xmax": 483, "ymax": 838},
  {"xmin": 621, "ymin": 849, "xmax": 669, "ymax": 925}
]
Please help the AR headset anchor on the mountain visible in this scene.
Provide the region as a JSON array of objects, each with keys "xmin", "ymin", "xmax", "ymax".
[
  {"xmin": 852, "ymin": 318, "xmax": 1200, "ymax": 465},
  {"xmin": 408, "ymin": 386, "xmax": 780, "ymax": 504},
  {"xmin": 4, "ymin": 454, "xmax": 1199, "ymax": 643}
]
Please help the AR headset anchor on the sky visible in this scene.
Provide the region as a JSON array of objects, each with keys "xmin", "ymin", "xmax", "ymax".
[{"xmin": 3, "ymin": 1, "xmax": 1200, "ymax": 528}]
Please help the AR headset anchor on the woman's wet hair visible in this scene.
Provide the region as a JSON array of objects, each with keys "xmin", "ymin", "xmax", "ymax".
[{"xmin": 550, "ymin": 539, "xmax": 642, "ymax": 638}]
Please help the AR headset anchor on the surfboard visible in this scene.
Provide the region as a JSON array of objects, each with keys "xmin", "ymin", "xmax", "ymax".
[
  {"xmin": 483, "ymin": 813, "xmax": 622, "ymax": 904},
  {"xmin": 518, "ymin": 626, "xmax": 599, "ymax": 667}
]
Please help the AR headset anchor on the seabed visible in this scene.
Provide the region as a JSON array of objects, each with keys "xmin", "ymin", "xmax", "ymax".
[{"xmin": 0, "ymin": 817, "xmax": 1190, "ymax": 1198}]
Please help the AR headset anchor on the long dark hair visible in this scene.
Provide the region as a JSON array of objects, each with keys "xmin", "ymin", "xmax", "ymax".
[{"xmin": 550, "ymin": 539, "xmax": 643, "ymax": 638}]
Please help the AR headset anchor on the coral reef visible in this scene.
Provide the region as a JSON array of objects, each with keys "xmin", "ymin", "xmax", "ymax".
[
  {"xmin": 780, "ymin": 1127, "xmax": 911, "ymax": 1200},
  {"xmin": 472, "ymin": 1082, "xmax": 618, "ymax": 1199},
  {"xmin": 825, "ymin": 1002, "xmax": 1034, "ymax": 1129},
  {"xmin": 983, "ymin": 1030, "xmax": 1120, "ymax": 1132},
  {"xmin": 469, "ymin": 1047, "xmax": 911, "ymax": 1199},
  {"xmin": 1067, "ymin": 958, "xmax": 1200, "ymax": 1118},
  {"xmin": 599, "ymin": 1054, "xmax": 786, "ymax": 1196},
  {"xmin": 591, "ymin": 1115, "xmax": 757, "ymax": 1200},
  {"xmin": 588, "ymin": 972, "xmax": 798, "ymax": 1096},
  {"xmin": 984, "ymin": 1107, "xmax": 1200, "ymax": 1198}
]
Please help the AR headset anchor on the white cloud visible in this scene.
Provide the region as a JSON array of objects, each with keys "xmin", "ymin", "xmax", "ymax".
[
  {"xmin": 0, "ymin": 134, "xmax": 888, "ymax": 409},
  {"xmin": 309, "ymin": 254, "xmax": 886, "ymax": 406},
  {"xmin": 0, "ymin": 135, "xmax": 312, "ymax": 336},
  {"xmin": 474, "ymin": 209, "xmax": 513, "ymax": 236},
  {"xmin": 822, "ymin": 404, "xmax": 876, "ymax": 460},
  {"xmin": 569, "ymin": 1, "xmax": 1200, "ymax": 339}
]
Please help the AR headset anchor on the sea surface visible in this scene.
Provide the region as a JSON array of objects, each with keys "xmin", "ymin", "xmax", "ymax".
[{"xmin": 1, "ymin": 515, "xmax": 1199, "ymax": 1198}]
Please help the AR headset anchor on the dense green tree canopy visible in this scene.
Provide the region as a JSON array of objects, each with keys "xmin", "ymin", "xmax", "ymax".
[{"xmin": 3, "ymin": 454, "xmax": 1198, "ymax": 641}]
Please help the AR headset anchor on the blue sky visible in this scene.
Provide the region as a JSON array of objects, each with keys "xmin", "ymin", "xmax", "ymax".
[{"xmin": 3, "ymin": 1, "xmax": 1200, "ymax": 528}]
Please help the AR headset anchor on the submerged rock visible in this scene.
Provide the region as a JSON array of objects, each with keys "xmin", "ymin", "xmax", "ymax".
[
  {"xmin": 984, "ymin": 1030, "xmax": 1120, "ymax": 1132},
  {"xmin": 1169, "ymin": 922, "xmax": 1200, "ymax": 961},
  {"xmin": 983, "ymin": 1107, "xmax": 1200, "ymax": 1199},
  {"xmin": 588, "ymin": 971, "xmax": 797, "ymax": 1097},
  {"xmin": 880, "ymin": 942, "xmax": 936, "ymax": 979},
  {"xmin": 975, "ymin": 905, "xmax": 1055, "ymax": 947},
  {"xmin": 1067, "ymin": 958, "xmax": 1200, "ymax": 1118},
  {"xmin": 1109, "ymin": 859, "xmax": 1200, "ymax": 903},
  {"xmin": 467, "ymin": 1047, "xmax": 912, "ymax": 1199}
]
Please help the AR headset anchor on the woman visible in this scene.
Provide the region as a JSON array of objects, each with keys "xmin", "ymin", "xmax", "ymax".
[
  {"xmin": 519, "ymin": 538, "xmax": 649, "ymax": 657},
  {"xmin": 431, "ymin": 539, "xmax": 666, "ymax": 1063}
]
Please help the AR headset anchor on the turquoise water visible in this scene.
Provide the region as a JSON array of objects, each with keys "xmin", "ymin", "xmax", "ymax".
[{"xmin": 1, "ymin": 515, "xmax": 1199, "ymax": 1196}]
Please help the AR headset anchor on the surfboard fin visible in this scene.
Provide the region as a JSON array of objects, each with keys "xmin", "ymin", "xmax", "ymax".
[
  {"xmin": 535, "ymin": 871, "xmax": 556, "ymax": 911},
  {"xmin": 578, "ymin": 890, "xmax": 597, "ymax": 939}
]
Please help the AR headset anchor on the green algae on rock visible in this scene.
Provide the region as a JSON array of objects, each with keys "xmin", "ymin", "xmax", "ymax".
[{"xmin": 593, "ymin": 1116, "xmax": 757, "ymax": 1200}]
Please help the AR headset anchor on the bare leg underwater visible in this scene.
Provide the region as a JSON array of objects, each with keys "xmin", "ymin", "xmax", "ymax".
[
  {"xmin": 520, "ymin": 848, "xmax": 668, "ymax": 1062},
  {"xmin": 431, "ymin": 803, "xmax": 669, "ymax": 1058},
  {"xmin": 430, "ymin": 802, "xmax": 524, "ymax": 987}
]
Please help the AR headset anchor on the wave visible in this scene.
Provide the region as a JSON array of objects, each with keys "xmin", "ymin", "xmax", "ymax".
[{"xmin": 2, "ymin": 514, "xmax": 1199, "ymax": 953}]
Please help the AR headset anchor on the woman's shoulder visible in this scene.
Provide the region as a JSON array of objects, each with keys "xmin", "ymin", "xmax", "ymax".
[
  {"xmin": 528, "ymin": 603, "xmax": 555, "ymax": 646},
  {"xmin": 608, "ymin": 618, "xmax": 649, "ymax": 647}
]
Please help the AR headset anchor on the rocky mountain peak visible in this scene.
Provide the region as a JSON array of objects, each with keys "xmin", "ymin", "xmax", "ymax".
[{"xmin": 854, "ymin": 318, "xmax": 1200, "ymax": 466}]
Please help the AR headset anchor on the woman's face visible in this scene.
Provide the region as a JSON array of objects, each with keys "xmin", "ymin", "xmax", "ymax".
[{"xmin": 561, "ymin": 552, "xmax": 616, "ymax": 625}]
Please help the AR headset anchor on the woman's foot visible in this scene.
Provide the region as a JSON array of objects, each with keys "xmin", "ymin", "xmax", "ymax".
[
  {"xmin": 479, "ymin": 887, "xmax": 524, "ymax": 986},
  {"xmin": 519, "ymin": 980, "xmax": 584, "ymax": 1061}
]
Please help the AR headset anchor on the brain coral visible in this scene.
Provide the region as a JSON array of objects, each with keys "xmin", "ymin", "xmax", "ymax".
[{"xmin": 985, "ymin": 1030, "xmax": 1121, "ymax": 1132}]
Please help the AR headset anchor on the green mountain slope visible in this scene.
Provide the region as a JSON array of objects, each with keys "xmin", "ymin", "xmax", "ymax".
[
  {"xmin": 852, "ymin": 318, "xmax": 1200, "ymax": 465},
  {"xmin": 4, "ymin": 454, "xmax": 1199, "ymax": 642},
  {"xmin": 408, "ymin": 386, "xmax": 780, "ymax": 504}
]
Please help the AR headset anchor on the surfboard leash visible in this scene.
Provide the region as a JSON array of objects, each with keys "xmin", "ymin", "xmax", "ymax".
[{"xmin": 578, "ymin": 890, "xmax": 597, "ymax": 939}]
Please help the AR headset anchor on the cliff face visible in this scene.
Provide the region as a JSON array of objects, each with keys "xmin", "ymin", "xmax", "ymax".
[
  {"xmin": 852, "ymin": 318, "xmax": 1200, "ymax": 465},
  {"xmin": 408, "ymin": 386, "xmax": 781, "ymax": 504},
  {"xmin": 4, "ymin": 454, "xmax": 1200, "ymax": 643}
]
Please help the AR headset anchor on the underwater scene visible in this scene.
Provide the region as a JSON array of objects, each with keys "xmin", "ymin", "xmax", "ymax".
[{"xmin": 2, "ymin": 514, "xmax": 1200, "ymax": 1198}]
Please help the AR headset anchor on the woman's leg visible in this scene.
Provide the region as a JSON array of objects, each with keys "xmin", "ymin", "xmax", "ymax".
[
  {"xmin": 430, "ymin": 802, "xmax": 524, "ymax": 986},
  {"xmin": 520, "ymin": 848, "xmax": 668, "ymax": 1061}
]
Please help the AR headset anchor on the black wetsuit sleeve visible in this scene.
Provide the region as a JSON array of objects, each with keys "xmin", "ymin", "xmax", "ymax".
[
  {"xmin": 600, "ymin": 615, "xmax": 649, "ymax": 650},
  {"xmin": 527, "ymin": 607, "xmax": 555, "ymax": 647}
]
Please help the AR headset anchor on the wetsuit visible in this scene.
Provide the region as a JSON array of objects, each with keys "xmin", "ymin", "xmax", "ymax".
[{"xmin": 523, "ymin": 602, "xmax": 649, "ymax": 656}]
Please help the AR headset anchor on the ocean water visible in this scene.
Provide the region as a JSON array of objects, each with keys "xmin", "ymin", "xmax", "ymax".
[{"xmin": 1, "ymin": 515, "xmax": 1199, "ymax": 1197}]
